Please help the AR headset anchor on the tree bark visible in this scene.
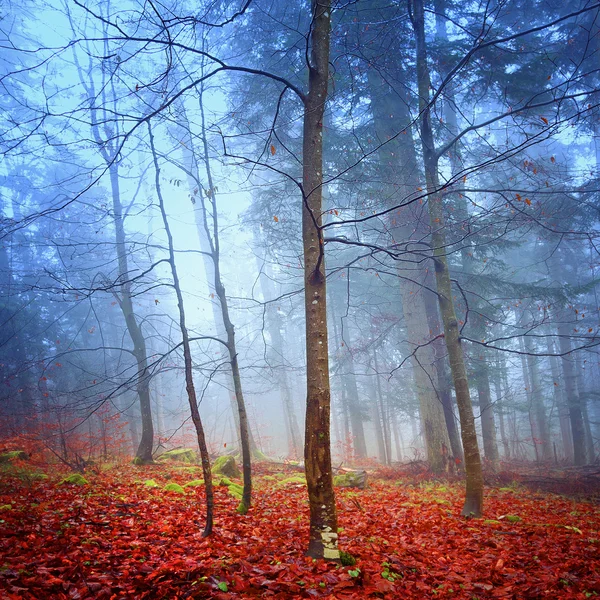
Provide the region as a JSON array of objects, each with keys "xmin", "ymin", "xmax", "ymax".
[
  {"xmin": 546, "ymin": 337, "xmax": 574, "ymax": 462},
  {"xmin": 557, "ymin": 322, "xmax": 587, "ymax": 465},
  {"xmin": 302, "ymin": 0, "xmax": 338, "ymax": 560},
  {"xmin": 410, "ymin": 0, "xmax": 484, "ymax": 516},
  {"xmin": 149, "ymin": 124, "xmax": 214, "ymax": 537}
]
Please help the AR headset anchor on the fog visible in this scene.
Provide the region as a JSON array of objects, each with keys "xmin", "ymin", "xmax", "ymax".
[{"xmin": 1, "ymin": 0, "xmax": 598, "ymax": 474}]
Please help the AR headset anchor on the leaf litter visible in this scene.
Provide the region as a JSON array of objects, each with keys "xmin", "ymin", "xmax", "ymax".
[{"xmin": 0, "ymin": 462, "xmax": 598, "ymax": 598}]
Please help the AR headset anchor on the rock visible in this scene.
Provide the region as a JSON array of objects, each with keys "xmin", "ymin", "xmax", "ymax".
[
  {"xmin": 0, "ymin": 451, "xmax": 28, "ymax": 464},
  {"xmin": 278, "ymin": 476, "xmax": 307, "ymax": 486},
  {"xmin": 212, "ymin": 455, "xmax": 241, "ymax": 479},
  {"xmin": 184, "ymin": 479, "xmax": 205, "ymax": 487},
  {"xmin": 333, "ymin": 470, "xmax": 368, "ymax": 489},
  {"xmin": 163, "ymin": 482, "xmax": 185, "ymax": 494},
  {"xmin": 156, "ymin": 448, "xmax": 198, "ymax": 463},
  {"xmin": 59, "ymin": 473, "xmax": 89, "ymax": 486}
]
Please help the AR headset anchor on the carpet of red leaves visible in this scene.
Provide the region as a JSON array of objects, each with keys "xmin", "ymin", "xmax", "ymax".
[{"xmin": 0, "ymin": 461, "xmax": 599, "ymax": 599}]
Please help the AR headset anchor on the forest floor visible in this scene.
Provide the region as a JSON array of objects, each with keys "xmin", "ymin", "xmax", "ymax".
[{"xmin": 0, "ymin": 459, "xmax": 599, "ymax": 599}]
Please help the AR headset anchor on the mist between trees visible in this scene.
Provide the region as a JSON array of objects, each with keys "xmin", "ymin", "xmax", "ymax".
[{"xmin": 1, "ymin": 0, "xmax": 599, "ymax": 557}]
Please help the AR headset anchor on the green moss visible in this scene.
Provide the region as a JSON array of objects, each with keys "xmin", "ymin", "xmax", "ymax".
[
  {"xmin": 505, "ymin": 515, "xmax": 522, "ymax": 523},
  {"xmin": 143, "ymin": 479, "xmax": 159, "ymax": 488},
  {"xmin": 0, "ymin": 451, "xmax": 28, "ymax": 463},
  {"xmin": 278, "ymin": 476, "xmax": 306, "ymax": 486},
  {"xmin": 484, "ymin": 519, "xmax": 501, "ymax": 525},
  {"xmin": 217, "ymin": 476, "xmax": 233, "ymax": 487},
  {"xmin": 261, "ymin": 475, "xmax": 279, "ymax": 482},
  {"xmin": 333, "ymin": 471, "xmax": 367, "ymax": 489},
  {"xmin": 157, "ymin": 448, "xmax": 198, "ymax": 463},
  {"xmin": 184, "ymin": 479, "xmax": 205, "ymax": 487},
  {"xmin": 212, "ymin": 455, "xmax": 241, "ymax": 478},
  {"xmin": 227, "ymin": 483, "xmax": 243, "ymax": 499},
  {"xmin": 60, "ymin": 473, "xmax": 89, "ymax": 486},
  {"xmin": 164, "ymin": 482, "xmax": 185, "ymax": 494},
  {"xmin": 340, "ymin": 551, "xmax": 356, "ymax": 566},
  {"xmin": 0, "ymin": 504, "xmax": 12, "ymax": 511},
  {"xmin": 175, "ymin": 466, "xmax": 202, "ymax": 474},
  {"xmin": 132, "ymin": 456, "xmax": 144, "ymax": 465}
]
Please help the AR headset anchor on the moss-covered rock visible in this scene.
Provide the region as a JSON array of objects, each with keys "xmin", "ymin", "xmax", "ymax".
[
  {"xmin": 278, "ymin": 476, "xmax": 307, "ymax": 486},
  {"xmin": 184, "ymin": 479, "xmax": 205, "ymax": 488},
  {"xmin": 505, "ymin": 515, "xmax": 522, "ymax": 523},
  {"xmin": 60, "ymin": 473, "xmax": 89, "ymax": 486},
  {"xmin": 157, "ymin": 448, "xmax": 198, "ymax": 464},
  {"xmin": 227, "ymin": 483, "xmax": 243, "ymax": 499},
  {"xmin": 143, "ymin": 479, "xmax": 159, "ymax": 488},
  {"xmin": 0, "ymin": 451, "xmax": 28, "ymax": 464},
  {"xmin": 333, "ymin": 471, "xmax": 368, "ymax": 489},
  {"xmin": 212, "ymin": 455, "xmax": 241, "ymax": 478},
  {"xmin": 164, "ymin": 482, "xmax": 185, "ymax": 494}
]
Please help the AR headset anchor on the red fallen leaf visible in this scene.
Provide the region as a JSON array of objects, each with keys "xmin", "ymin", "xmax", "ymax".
[{"xmin": 375, "ymin": 578, "xmax": 395, "ymax": 593}]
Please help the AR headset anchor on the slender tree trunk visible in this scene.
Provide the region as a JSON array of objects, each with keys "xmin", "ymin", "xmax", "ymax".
[
  {"xmin": 410, "ymin": 0, "xmax": 483, "ymax": 516},
  {"xmin": 108, "ymin": 167, "xmax": 154, "ymax": 464},
  {"xmin": 524, "ymin": 337, "xmax": 552, "ymax": 460},
  {"xmin": 477, "ymin": 362, "xmax": 499, "ymax": 467},
  {"xmin": 149, "ymin": 125, "xmax": 214, "ymax": 536},
  {"xmin": 173, "ymin": 97, "xmax": 258, "ymax": 457},
  {"xmin": 192, "ymin": 86, "xmax": 253, "ymax": 511},
  {"xmin": 492, "ymin": 362, "xmax": 510, "ymax": 459},
  {"xmin": 392, "ymin": 414, "xmax": 403, "ymax": 462},
  {"xmin": 546, "ymin": 337, "xmax": 574, "ymax": 462},
  {"xmin": 518, "ymin": 337, "xmax": 538, "ymax": 461},
  {"xmin": 255, "ymin": 243, "xmax": 302, "ymax": 458},
  {"xmin": 374, "ymin": 349, "xmax": 392, "ymax": 465},
  {"xmin": 302, "ymin": 0, "xmax": 338, "ymax": 560},
  {"xmin": 575, "ymin": 355, "xmax": 596, "ymax": 463},
  {"xmin": 557, "ymin": 321, "xmax": 587, "ymax": 465}
]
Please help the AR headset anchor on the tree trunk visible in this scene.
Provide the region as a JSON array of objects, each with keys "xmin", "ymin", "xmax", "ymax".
[
  {"xmin": 173, "ymin": 97, "xmax": 259, "ymax": 457},
  {"xmin": 374, "ymin": 349, "xmax": 392, "ymax": 465},
  {"xmin": 302, "ymin": 0, "xmax": 338, "ymax": 560},
  {"xmin": 575, "ymin": 355, "xmax": 596, "ymax": 463},
  {"xmin": 108, "ymin": 167, "xmax": 154, "ymax": 464},
  {"xmin": 557, "ymin": 322, "xmax": 587, "ymax": 465},
  {"xmin": 255, "ymin": 243, "xmax": 302, "ymax": 458},
  {"xmin": 476, "ymin": 362, "xmax": 499, "ymax": 467},
  {"xmin": 149, "ymin": 124, "xmax": 214, "ymax": 536},
  {"xmin": 524, "ymin": 338, "xmax": 552, "ymax": 460},
  {"xmin": 410, "ymin": 0, "xmax": 483, "ymax": 516},
  {"xmin": 546, "ymin": 337, "xmax": 574, "ymax": 462},
  {"xmin": 366, "ymin": 61, "xmax": 453, "ymax": 473},
  {"xmin": 196, "ymin": 89, "xmax": 253, "ymax": 511}
]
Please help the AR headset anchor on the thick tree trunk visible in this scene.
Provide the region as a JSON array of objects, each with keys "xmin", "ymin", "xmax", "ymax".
[
  {"xmin": 149, "ymin": 125, "xmax": 214, "ymax": 536},
  {"xmin": 302, "ymin": 0, "xmax": 338, "ymax": 561},
  {"xmin": 366, "ymin": 63, "xmax": 453, "ymax": 472},
  {"xmin": 410, "ymin": 0, "xmax": 483, "ymax": 516}
]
